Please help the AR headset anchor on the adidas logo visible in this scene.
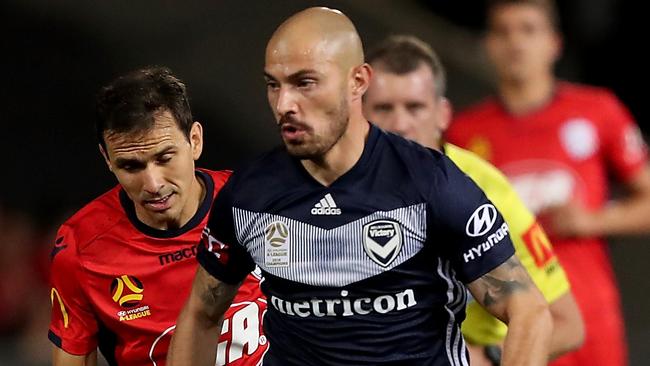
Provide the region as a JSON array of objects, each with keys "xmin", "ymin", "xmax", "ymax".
[{"xmin": 311, "ymin": 193, "xmax": 342, "ymax": 215}]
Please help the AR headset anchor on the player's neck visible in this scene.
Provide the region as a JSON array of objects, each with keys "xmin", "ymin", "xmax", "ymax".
[
  {"xmin": 176, "ymin": 174, "xmax": 206, "ymax": 227},
  {"xmin": 498, "ymin": 73, "xmax": 555, "ymax": 116},
  {"xmin": 301, "ymin": 116, "xmax": 370, "ymax": 187}
]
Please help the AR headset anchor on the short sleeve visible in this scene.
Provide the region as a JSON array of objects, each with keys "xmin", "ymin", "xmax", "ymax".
[
  {"xmin": 446, "ymin": 144, "xmax": 570, "ymax": 302},
  {"xmin": 197, "ymin": 179, "xmax": 255, "ymax": 284},
  {"xmin": 599, "ymin": 91, "xmax": 648, "ymax": 181},
  {"xmin": 430, "ymin": 156, "xmax": 515, "ymax": 283},
  {"xmin": 48, "ymin": 224, "xmax": 98, "ymax": 355}
]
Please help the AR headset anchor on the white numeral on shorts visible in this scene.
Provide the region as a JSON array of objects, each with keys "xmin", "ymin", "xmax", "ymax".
[{"xmin": 216, "ymin": 302, "xmax": 261, "ymax": 365}]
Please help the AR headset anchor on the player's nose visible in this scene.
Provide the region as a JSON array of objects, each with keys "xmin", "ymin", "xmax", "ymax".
[
  {"xmin": 141, "ymin": 165, "xmax": 165, "ymax": 195},
  {"xmin": 392, "ymin": 108, "xmax": 413, "ymax": 135},
  {"xmin": 275, "ymin": 87, "xmax": 299, "ymax": 116}
]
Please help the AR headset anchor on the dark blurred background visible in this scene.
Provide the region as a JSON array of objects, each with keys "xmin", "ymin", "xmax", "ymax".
[{"xmin": 2, "ymin": 0, "xmax": 648, "ymax": 364}]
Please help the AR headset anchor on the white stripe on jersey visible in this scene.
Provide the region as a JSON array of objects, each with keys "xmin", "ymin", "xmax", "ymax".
[
  {"xmin": 232, "ymin": 204, "xmax": 427, "ymax": 287},
  {"xmin": 437, "ymin": 258, "xmax": 469, "ymax": 366}
]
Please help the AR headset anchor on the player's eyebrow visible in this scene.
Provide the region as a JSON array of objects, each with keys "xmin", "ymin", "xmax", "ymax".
[
  {"xmin": 263, "ymin": 72, "xmax": 276, "ymax": 81},
  {"xmin": 154, "ymin": 145, "xmax": 176, "ymax": 157},
  {"xmin": 372, "ymin": 102, "xmax": 394, "ymax": 110},
  {"xmin": 264, "ymin": 69, "xmax": 321, "ymax": 82},
  {"xmin": 113, "ymin": 146, "xmax": 177, "ymax": 167},
  {"xmin": 114, "ymin": 156, "xmax": 144, "ymax": 168}
]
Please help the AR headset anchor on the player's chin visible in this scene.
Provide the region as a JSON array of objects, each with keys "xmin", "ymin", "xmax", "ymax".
[
  {"xmin": 284, "ymin": 143, "xmax": 322, "ymax": 159},
  {"xmin": 147, "ymin": 205, "xmax": 179, "ymax": 221}
]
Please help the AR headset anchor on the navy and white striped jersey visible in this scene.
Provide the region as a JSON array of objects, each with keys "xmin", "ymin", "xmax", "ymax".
[{"xmin": 198, "ymin": 124, "xmax": 515, "ymax": 365}]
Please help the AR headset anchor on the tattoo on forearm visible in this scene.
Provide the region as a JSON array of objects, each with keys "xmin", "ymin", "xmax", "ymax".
[
  {"xmin": 479, "ymin": 256, "xmax": 530, "ymax": 307},
  {"xmin": 200, "ymin": 283, "xmax": 224, "ymax": 308},
  {"xmin": 197, "ymin": 274, "xmax": 238, "ymax": 320},
  {"xmin": 481, "ymin": 274, "xmax": 527, "ymax": 306}
]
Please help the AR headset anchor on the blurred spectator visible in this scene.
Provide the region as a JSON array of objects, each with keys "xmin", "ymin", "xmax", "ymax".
[
  {"xmin": 447, "ymin": 1, "xmax": 650, "ymax": 365},
  {"xmin": 0, "ymin": 204, "xmax": 51, "ymax": 365}
]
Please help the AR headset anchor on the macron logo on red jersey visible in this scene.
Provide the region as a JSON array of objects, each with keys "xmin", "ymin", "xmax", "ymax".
[{"xmin": 158, "ymin": 245, "xmax": 199, "ymax": 266}]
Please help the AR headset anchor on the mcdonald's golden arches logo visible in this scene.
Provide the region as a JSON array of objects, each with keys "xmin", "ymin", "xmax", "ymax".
[
  {"xmin": 522, "ymin": 221, "xmax": 556, "ymax": 268},
  {"xmin": 111, "ymin": 275, "xmax": 144, "ymax": 307}
]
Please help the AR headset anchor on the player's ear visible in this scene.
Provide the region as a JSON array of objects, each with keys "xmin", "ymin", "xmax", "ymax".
[
  {"xmin": 437, "ymin": 97, "xmax": 453, "ymax": 132},
  {"xmin": 350, "ymin": 63, "xmax": 372, "ymax": 100},
  {"xmin": 550, "ymin": 30, "xmax": 563, "ymax": 63},
  {"xmin": 189, "ymin": 121, "xmax": 203, "ymax": 161},
  {"xmin": 98, "ymin": 144, "xmax": 113, "ymax": 172}
]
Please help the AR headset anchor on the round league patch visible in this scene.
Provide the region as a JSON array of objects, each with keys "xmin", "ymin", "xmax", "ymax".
[{"xmin": 559, "ymin": 118, "xmax": 598, "ymax": 161}]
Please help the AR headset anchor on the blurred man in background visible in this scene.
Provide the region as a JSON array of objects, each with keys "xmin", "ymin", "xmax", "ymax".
[
  {"xmin": 364, "ymin": 34, "xmax": 583, "ymax": 365},
  {"xmin": 49, "ymin": 66, "xmax": 267, "ymax": 366},
  {"xmin": 447, "ymin": 1, "xmax": 650, "ymax": 365},
  {"xmin": 0, "ymin": 204, "xmax": 51, "ymax": 366}
]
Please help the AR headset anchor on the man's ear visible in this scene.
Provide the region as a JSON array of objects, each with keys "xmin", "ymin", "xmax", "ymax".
[
  {"xmin": 551, "ymin": 31, "xmax": 564, "ymax": 64},
  {"xmin": 437, "ymin": 97, "xmax": 453, "ymax": 132},
  {"xmin": 189, "ymin": 121, "xmax": 204, "ymax": 161},
  {"xmin": 350, "ymin": 63, "xmax": 373, "ymax": 100},
  {"xmin": 98, "ymin": 144, "xmax": 113, "ymax": 172}
]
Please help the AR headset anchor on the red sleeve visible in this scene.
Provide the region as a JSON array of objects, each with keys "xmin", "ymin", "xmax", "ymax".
[
  {"xmin": 599, "ymin": 90, "xmax": 648, "ymax": 182},
  {"xmin": 48, "ymin": 224, "xmax": 98, "ymax": 355}
]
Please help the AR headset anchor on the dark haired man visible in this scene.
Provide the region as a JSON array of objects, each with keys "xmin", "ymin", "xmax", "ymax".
[{"xmin": 49, "ymin": 66, "xmax": 267, "ymax": 366}]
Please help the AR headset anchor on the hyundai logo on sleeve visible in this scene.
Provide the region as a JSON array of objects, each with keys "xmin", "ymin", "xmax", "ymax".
[{"xmin": 465, "ymin": 204, "xmax": 497, "ymax": 237}]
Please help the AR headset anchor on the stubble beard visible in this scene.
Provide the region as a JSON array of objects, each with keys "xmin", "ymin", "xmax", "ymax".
[{"xmin": 285, "ymin": 97, "xmax": 349, "ymax": 160}]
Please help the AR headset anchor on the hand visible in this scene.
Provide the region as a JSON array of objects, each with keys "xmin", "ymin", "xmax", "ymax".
[
  {"xmin": 539, "ymin": 202, "xmax": 597, "ymax": 239},
  {"xmin": 467, "ymin": 343, "xmax": 498, "ymax": 366}
]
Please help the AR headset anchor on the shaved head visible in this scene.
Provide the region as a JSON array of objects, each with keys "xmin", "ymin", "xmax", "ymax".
[
  {"xmin": 264, "ymin": 7, "xmax": 372, "ymax": 163},
  {"xmin": 266, "ymin": 7, "xmax": 364, "ymax": 74}
]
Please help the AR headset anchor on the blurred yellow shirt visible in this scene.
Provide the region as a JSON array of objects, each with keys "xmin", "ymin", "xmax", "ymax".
[{"xmin": 445, "ymin": 142, "xmax": 569, "ymax": 345}]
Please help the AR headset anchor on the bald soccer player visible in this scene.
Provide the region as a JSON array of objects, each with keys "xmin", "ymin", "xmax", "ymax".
[
  {"xmin": 168, "ymin": 8, "xmax": 552, "ymax": 366},
  {"xmin": 364, "ymin": 35, "xmax": 584, "ymax": 365}
]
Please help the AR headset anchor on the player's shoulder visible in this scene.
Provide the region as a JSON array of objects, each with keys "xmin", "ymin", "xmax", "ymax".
[
  {"xmin": 221, "ymin": 146, "xmax": 295, "ymax": 202},
  {"xmin": 197, "ymin": 168, "xmax": 233, "ymax": 193},
  {"xmin": 199, "ymin": 168, "xmax": 232, "ymax": 183},
  {"xmin": 377, "ymin": 127, "xmax": 457, "ymax": 186},
  {"xmin": 231, "ymin": 145, "xmax": 289, "ymax": 182},
  {"xmin": 379, "ymin": 126, "xmax": 444, "ymax": 163},
  {"xmin": 557, "ymin": 81, "xmax": 619, "ymax": 105},
  {"xmin": 444, "ymin": 143, "xmax": 510, "ymax": 188},
  {"xmin": 378, "ymin": 131, "xmax": 486, "ymax": 213},
  {"xmin": 57, "ymin": 186, "xmax": 125, "ymax": 253}
]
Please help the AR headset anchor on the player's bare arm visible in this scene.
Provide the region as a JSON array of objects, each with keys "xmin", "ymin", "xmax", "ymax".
[
  {"xmin": 467, "ymin": 254, "xmax": 552, "ymax": 366},
  {"xmin": 167, "ymin": 266, "xmax": 241, "ymax": 366},
  {"xmin": 545, "ymin": 166, "xmax": 650, "ymax": 238},
  {"xmin": 547, "ymin": 291, "xmax": 584, "ymax": 358},
  {"xmin": 468, "ymin": 285, "xmax": 583, "ymax": 364},
  {"xmin": 52, "ymin": 347, "xmax": 97, "ymax": 366},
  {"xmin": 596, "ymin": 166, "xmax": 650, "ymax": 235}
]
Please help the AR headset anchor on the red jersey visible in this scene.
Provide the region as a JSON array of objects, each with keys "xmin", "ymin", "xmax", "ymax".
[
  {"xmin": 49, "ymin": 169, "xmax": 268, "ymax": 366},
  {"xmin": 448, "ymin": 82, "xmax": 647, "ymax": 366}
]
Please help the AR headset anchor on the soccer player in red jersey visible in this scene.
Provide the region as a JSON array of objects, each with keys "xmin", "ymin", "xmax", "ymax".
[
  {"xmin": 447, "ymin": 1, "xmax": 650, "ymax": 365},
  {"xmin": 49, "ymin": 67, "xmax": 267, "ymax": 366}
]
